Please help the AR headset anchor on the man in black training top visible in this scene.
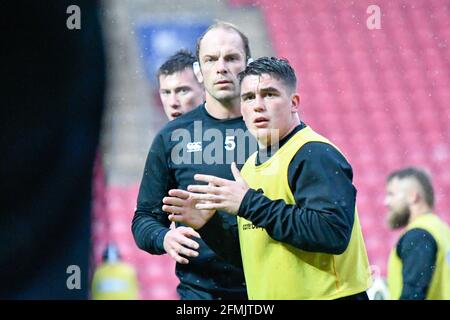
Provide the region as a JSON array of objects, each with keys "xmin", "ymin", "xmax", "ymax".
[{"xmin": 132, "ymin": 22, "xmax": 256, "ymax": 300}]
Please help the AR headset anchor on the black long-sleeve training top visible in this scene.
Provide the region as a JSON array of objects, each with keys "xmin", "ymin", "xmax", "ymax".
[{"xmin": 132, "ymin": 103, "xmax": 257, "ymax": 299}]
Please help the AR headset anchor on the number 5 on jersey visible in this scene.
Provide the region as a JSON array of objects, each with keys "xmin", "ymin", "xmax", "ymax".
[{"xmin": 225, "ymin": 136, "xmax": 236, "ymax": 151}]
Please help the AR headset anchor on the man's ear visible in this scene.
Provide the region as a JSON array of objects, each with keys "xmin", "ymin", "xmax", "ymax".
[
  {"xmin": 405, "ymin": 179, "xmax": 421, "ymax": 206},
  {"xmin": 193, "ymin": 61, "xmax": 203, "ymax": 83},
  {"xmin": 291, "ymin": 93, "xmax": 300, "ymax": 113}
]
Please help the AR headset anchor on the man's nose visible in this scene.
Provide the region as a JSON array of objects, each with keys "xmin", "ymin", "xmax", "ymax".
[
  {"xmin": 168, "ymin": 93, "xmax": 180, "ymax": 108},
  {"xmin": 253, "ymin": 95, "xmax": 265, "ymax": 112},
  {"xmin": 216, "ymin": 57, "xmax": 228, "ymax": 74}
]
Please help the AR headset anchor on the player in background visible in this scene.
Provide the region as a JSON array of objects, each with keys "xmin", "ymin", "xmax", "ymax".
[
  {"xmin": 157, "ymin": 50, "xmax": 204, "ymax": 120},
  {"xmin": 384, "ymin": 167, "xmax": 450, "ymax": 299}
]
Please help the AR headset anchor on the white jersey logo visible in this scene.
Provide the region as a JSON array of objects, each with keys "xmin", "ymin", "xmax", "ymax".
[{"xmin": 186, "ymin": 141, "xmax": 202, "ymax": 153}]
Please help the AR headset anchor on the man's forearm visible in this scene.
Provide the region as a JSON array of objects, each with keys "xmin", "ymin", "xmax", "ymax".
[
  {"xmin": 132, "ymin": 208, "xmax": 170, "ymax": 255},
  {"xmin": 238, "ymin": 189, "xmax": 352, "ymax": 254}
]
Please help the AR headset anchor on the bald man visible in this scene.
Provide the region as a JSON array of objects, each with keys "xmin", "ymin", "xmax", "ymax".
[
  {"xmin": 133, "ymin": 22, "xmax": 255, "ymax": 300},
  {"xmin": 384, "ymin": 167, "xmax": 450, "ymax": 299}
]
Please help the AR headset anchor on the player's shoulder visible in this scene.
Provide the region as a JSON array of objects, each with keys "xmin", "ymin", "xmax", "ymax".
[
  {"xmin": 292, "ymin": 139, "xmax": 353, "ymax": 175},
  {"xmin": 397, "ymin": 228, "xmax": 437, "ymax": 254},
  {"xmin": 297, "ymin": 140, "xmax": 342, "ymax": 159},
  {"xmin": 401, "ymin": 228, "xmax": 436, "ymax": 243}
]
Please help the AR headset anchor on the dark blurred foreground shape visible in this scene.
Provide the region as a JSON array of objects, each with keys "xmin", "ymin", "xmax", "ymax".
[{"xmin": 0, "ymin": 0, "xmax": 105, "ymax": 299}]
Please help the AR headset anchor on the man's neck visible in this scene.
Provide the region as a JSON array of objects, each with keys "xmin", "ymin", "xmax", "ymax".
[
  {"xmin": 204, "ymin": 97, "xmax": 241, "ymax": 119},
  {"xmin": 408, "ymin": 204, "xmax": 432, "ymax": 224}
]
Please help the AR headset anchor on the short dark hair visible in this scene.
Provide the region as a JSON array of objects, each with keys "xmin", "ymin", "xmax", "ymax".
[
  {"xmin": 157, "ymin": 49, "xmax": 196, "ymax": 80},
  {"xmin": 387, "ymin": 167, "xmax": 435, "ymax": 208},
  {"xmin": 196, "ymin": 21, "xmax": 251, "ymax": 63},
  {"xmin": 238, "ymin": 57, "xmax": 297, "ymax": 91}
]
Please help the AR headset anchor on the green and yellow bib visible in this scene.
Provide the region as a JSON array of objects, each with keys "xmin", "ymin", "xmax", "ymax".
[{"xmin": 239, "ymin": 126, "xmax": 371, "ymax": 299}]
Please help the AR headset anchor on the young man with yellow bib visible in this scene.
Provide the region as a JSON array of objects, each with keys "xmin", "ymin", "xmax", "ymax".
[
  {"xmin": 384, "ymin": 167, "xmax": 450, "ymax": 299},
  {"xmin": 169, "ymin": 57, "xmax": 372, "ymax": 299}
]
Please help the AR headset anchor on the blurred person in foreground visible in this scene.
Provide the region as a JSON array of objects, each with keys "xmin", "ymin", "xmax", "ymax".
[
  {"xmin": 1, "ymin": 0, "xmax": 105, "ymax": 299},
  {"xmin": 157, "ymin": 50, "xmax": 204, "ymax": 120},
  {"xmin": 384, "ymin": 167, "xmax": 450, "ymax": 299},
  {"xmin": 132, "ymin": 21, "xmax": 257, "ymax": 300},
  {"xmin": 170, "ymin": 57, "xmax": 372, "ymax": 299}
]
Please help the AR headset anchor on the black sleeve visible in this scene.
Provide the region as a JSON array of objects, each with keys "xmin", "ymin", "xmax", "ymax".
[
  {"xmin": 198, "ymin": 211, "xmax": 243, "ymax": 268},
  {"xmin": 397, "ymin": 228, "xmax": 437, "ymax": 300},
  {"xmin": 132, "ymin": 133, "xmax": 173, "ymax": 255},
  {"xmin": 238, "ymin": 142, "xmax": 356, "ymax": 254}
]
